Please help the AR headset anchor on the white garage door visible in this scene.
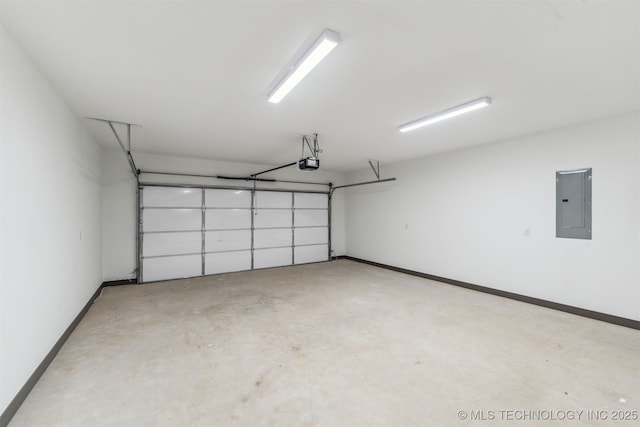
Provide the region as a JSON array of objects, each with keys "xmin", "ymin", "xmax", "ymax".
[{"xmin": 140, "ymin": 186, "xmax": 329, "ymax": 282}]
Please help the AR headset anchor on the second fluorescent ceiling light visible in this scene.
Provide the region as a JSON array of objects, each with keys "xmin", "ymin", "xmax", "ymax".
[
  {"xmin": 399, "ymin": 97, "xmax": 492, "ymax": 133},
  {"xmin": 268, "ymin": 29, "xmax": 341, "ymax": 104}
]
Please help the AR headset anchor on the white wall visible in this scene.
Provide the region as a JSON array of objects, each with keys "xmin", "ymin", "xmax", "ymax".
[
  {"xmin": 102, "ymin": 149, "xmax": 346, "ymax": 281},
  {"xmin": 0, "ymin": 26, "xmax": 103, "ymax": 414},
  {"xmin": 345, "ymin": 112, "xmax": 640, "ymax": 320}
]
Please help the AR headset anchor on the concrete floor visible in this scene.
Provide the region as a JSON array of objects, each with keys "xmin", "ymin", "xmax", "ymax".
[{"xmin": 9, "ymin": 260, "xmax": 640, "ymax": 426}]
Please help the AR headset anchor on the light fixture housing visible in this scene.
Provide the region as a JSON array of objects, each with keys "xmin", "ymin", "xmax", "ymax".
[
  {"xmin": 399, "ymin": 97, "xmax": 492, "ymax": 133},
  {"xmin": 268, "ymin": 29, "xmax": 341, "ymax": 104}
]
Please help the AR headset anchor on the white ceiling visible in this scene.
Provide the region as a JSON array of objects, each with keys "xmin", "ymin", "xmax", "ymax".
[{"xmin": 1, "ymin": 1, "xmax": 638, "ymax": 172}]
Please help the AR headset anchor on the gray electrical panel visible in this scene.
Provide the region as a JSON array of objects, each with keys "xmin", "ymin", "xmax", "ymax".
[{"xmin": 556, "ymin": 168, "xmax": 592, "ymax": 239}]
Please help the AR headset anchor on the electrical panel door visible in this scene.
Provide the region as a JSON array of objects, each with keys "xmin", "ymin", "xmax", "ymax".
[{"xmin": 556, "ymin": 168, "xmax": 592, "ymax": 239}]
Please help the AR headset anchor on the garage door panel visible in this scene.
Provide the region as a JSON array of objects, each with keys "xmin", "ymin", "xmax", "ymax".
[
  {"xmin": 143, "ymin": 209, "xmax": 201, "ymax": 232},
  {"xmin": 143, "ymin": 255, "xmax": 201, "ymax": 282},
  {"xmin": 254, "ymin": 228, "xmax": 291, "ymax": 249},
  {"xmin": 294, "ymin": 245, "xmax": 329, "ymax": 264},
  {"xmin": 294, "ymin": 227, "xmax": 328, "ymax": 245},
  {"xmin": 254, "ymin": 247, "xmax": 292, "ymax": 269},
  {"xmin": 294, "ymin": 193, "xmax": 327, "ymax": 209},
  {"xmin": 254, "ymin": 209, "xmax": 291, "ymax": 229},
  {"xmin": 205, "ymin": 209, "xmax": 251, "ymax": 230},
  {"xmin": 143, "ymin": 187, "xmax": 202, "ymax": 207},
  {"xmin": 255, "ymin": 191, "xmax": 291, "ymax": 208},
  {"xmin": 205, "ymin": 189, "xmax": 251, "ymax": 208},
  {"xmin": 205, "ymin": 230, "xmax": 251, "ymax": 252},
  {"xmin": 205, "ymin": 251, "xmax": 251, "ymax": 275},
  {"xmin": 143, "ymin": 231, "xmax": 201, "ymax": 257},
  {"xmin": 295, "ymin": 209, "xmax": 328, "ymax": 227}
]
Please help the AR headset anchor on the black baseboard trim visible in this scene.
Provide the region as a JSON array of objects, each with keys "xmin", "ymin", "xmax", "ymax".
[
  {"xmin": 338, "ymin": 256, "xmax": 640, "ymax": 330},
  {"xmin": 103, "ymin": 278, "xmax": 136, "ymax": 287},
  {"xmin": 0, "ymin": 284, "xmax": 104, "ymax": 427}
]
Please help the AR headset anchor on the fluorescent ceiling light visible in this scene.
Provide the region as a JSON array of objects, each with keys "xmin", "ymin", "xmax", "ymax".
[
  {"xmin": 268, "ymin": 29, "xmax": 341, "ymax": 104},
  {"xmin": 558, "ymin": 169, "xmax": 589, "ymax": 175},
  {"xmin": 399, "ymin": 97, "xmax": 492, "ymax": 133}
]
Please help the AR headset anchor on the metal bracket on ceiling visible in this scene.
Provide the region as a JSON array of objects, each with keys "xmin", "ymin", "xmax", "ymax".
[
  {"xmin": 330, "ymin": 160, "xmax": 396, "ymax": 196},
  {"xmin": 87, "ymin": 117, "xmax": 140, "ymax": 179},
  {"xmin": 302, "ymin": 133, "xmax": 322, "ymax": 159},
  {"xmin": 368, "ymin": 160, "xmax": 380, "ymax": 180}
]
